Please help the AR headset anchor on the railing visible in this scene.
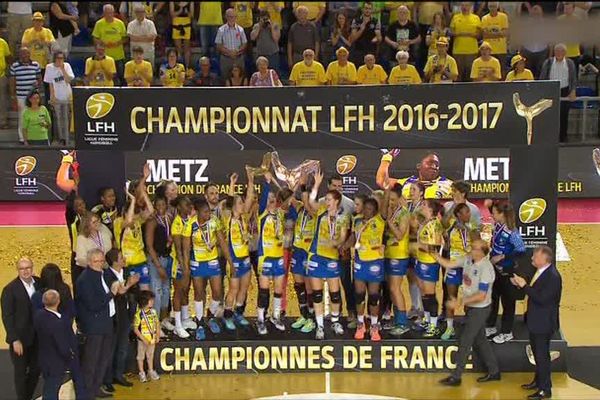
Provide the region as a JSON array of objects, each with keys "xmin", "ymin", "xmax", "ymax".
[{"xmin": 560, "ymin": 96, "xmax": 600, "ymax": 143}]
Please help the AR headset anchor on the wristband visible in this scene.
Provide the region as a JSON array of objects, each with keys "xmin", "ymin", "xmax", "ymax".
[
  {"xmin": 382, "ymin": 153, "xmax": 393, "ymax": 163},
  {"xmin": 61, "ymin": 155, "xmax": 74, "ymax": 164},
  {"xmin": 309, "ymin": 191, "xmax": 317, "ymax": 201}
]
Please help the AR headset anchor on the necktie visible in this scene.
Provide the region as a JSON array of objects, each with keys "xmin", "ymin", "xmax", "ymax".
[{"xmin": 530, "ymin": 270, "xmax": 541, "ymax": 286}]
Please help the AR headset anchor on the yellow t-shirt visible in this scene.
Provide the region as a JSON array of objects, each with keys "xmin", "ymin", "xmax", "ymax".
[
  {"xmin": 386, "ymin": 2, "xmax": 414, "ymax": 22},
  {"xmin": 85, "ymin": 56, "xmax": 116, "ymax": 87},
  {"xmin": 505, "ymin": 68, "xmax": 534, "ymax": 81},
  {"xmin": 233, "ymin": 2, "xmax": 254, "ymax": 28},
  {"xmin": 258, "ymin": 209, "xmax": 286, "ymax": 258},
  {"xmin": 290, "ymin": 61, "xmax": 327, "ymax": 86},
  {"xmin": 557, "ymin": 15, "xmax": 581, "ymax": 58},
  {"xmin": 293, "ymin": 207, "xmax": 316, "ymax": 252},
  {"xmin": 385, "ymin": 206, "xmax": 410, "ymax": 259},
  {"xmin": 92, "ymin": 17, "xmax": 127, "ymax": 60},
  {"xmin": 417, "ymin": 218, "xmax": 443, "ymax": 264},
  {"xmin": 357, "ymin": 64, "xmax": 388, "ymax": 85},
  {"xmin": 481, "ymin": 12, "xmax": 509, "ymax": 54},
  {"xmin": 450, "ymin": 13, "xmax": 481, "ymax": 55},
  {"xmin": 169, "ymin": 214, "xmax": 191, "ymax": 273},
  {"xmin": 188, "ymin": 215, "xmax": 221, "ymax": 263},
  {"xmin": 447, "ymin": 222, "xmax": 471, "ymax": 261},
  {"xmin": 418, "ymin": 2, "xmax": 444, "ymax": 25},
  {"xmin": 424, "ymin": 54, "xmax": 458, "ymax": 83},
  {"xmin": 124, "ymin": 60, "xmax": 153, "ymax": 87},
  {"xmin": 258, "ymin": 2, "xmax": 284, "ymax": 26},
  {"xmin": 309, "ymin": 205, "xmax": 350, "ymax": 260},
  {"xmin": 160, "ymin": 63, "xmax": 185, "ymax": 87},
  {"xmin": 0, "ymin": 38, "xmax": 10, "ymax": 77},
  {"xmin": 223, "ymin": 213, "xmax": 250, "ymax": 259},
  {"xmin": 355, "ymin": 214, "xmax": 385, "ymax": 261},
  {"xmin": 21, "ymin": 27, "xmax": 55, "ymax": 68},
  {"xmin": 198, "ymin": 2, "xmax": 223, "ymax": 25},
  {"xmin": 325, "ymin": 61, "xmax": 358, "ymax": 85},
  {"xmin": 388, "ymin": 65, "xmax": 422, "ymax": 84},
  {"xmin": 121, "ymin": 218, "xmax": 147, "ymax": 266},
  {"xmin": 470, "ymin": 56, "xmax": 501, "ymax": 81},
  {"xmin": 293, "ymin": 2, "xmax": 325, "ymax": 21},
  {"xmin": 133, "ymin": 308, "xmax": 159, "ymax": 343},
  {"xmin": 397, "ymin": 176, "xmax": 453, "ymax": 199}
]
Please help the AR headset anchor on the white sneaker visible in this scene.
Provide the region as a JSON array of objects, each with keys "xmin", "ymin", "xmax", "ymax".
[
  {"xmin": 183, "ymin": 318, "xmax": 197, "ymax": 330},
  {"xmin": 332, "ymin": 322, "xmax": 344, "ymax": 336},
  {"xmin": 315, "ymin": 326, "xmax": 325, "ymax": 340},
  {"xmin": 485, "ymin": 327, "xmax": 498, "ymax": 338},
  {"xmin": 139, "ymin": 371, "xmax": 148, "ymax": 383},
  {"xmin": 148, "ymin": 370, "xmax": 160, "ymax": 381},
  {"xmin": 161, "ymin": 318, "xmax": 175, "ymax": 331},
  {"xmin": 160, "ymin": 327, "xmax": 167, "ymax": 338},
  {"xmin": 174, "ymin": 326, "xmax": 190, "ymax": 338},
  {"xmin": 492, "ymin": 332, "xmax": 513, "ymax": 344}
]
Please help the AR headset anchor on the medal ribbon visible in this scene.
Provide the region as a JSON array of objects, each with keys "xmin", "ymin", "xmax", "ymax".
[
  {"xmin": 200, "ymin": 221, "xmax": 212, "ymax": 250},
  {"xmin": 328, "ymin": 213, "xmax": 338, "ymax": 241},
  {"xmin": 157, "ymin": 214, "xmax": 171, "ymax": 239},
  {"xmin": 141, "ymin": 309, "xmax": 154, "ymax": 341},
  {"xmin": 91, "ymin": 231, "xmax": 104, "ymax": 250}
]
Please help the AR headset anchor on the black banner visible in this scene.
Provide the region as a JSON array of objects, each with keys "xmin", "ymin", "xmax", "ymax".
[{"xmin": 74, "ymin": 82, "xmax": 560, "ymax": 151}]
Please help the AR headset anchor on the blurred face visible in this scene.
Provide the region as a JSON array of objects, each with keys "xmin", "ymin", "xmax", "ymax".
[
  {"xmin": 397, "ymin": 55, "xmax": 409, "ymax": 66},
  {"xmin": 328, "ymin": 179, "xmax": 343, "ymax": 193},
  {"xmin": 168, "ymin": 52, "xmax": 177, "ymax": 64},
  {"xmin": 516, "ymin": 60, "xmax": 525, "ymax": 72},
  {"xmin": 531, "ymin": 250, "xmax": 549, "ymax": 268},
  {"xmin": 114, "ymin": 252, "xmax": 125, "ymax": 269},
  {"xmin": 165, "ymin": 182, "xmax": 178, "ymax": 201},
  {"xmin": 155, "ymin": 198, "xmax": 167, "ymax": 215},
  {"xmin": 452, "ymin": 188, "xmax": 466, "ymax": 203},
  {"xmin": 134, "ymin": 51, "xmax": 144, "ymax": 62},
  {"xmin": 398, "ymin": 7, "xmax": 409, "ymax": 21},
  {"xmin": 74, "ymin": 198, "xmax": 86, "ymax": 215},
  {"xmin": 337, "ymin": 13, "xmax": 346, "ymax": 26},
  {"xmin": 267, "ymin": 192, "xmax": 277, "ymax": 208},
  {"xmin": 297, "ymin": 7, "xmax": 308, "ymax": 22},
  {"xmin": 354, "ymin": 197, "xmax": 364, "ymax": 214},
  {"xmin": 102, "ymin": 189, "xmax": 116, "ymax": 208},
  {"xmin": 29, "ymin": 93, "xmax": 41, "ymax": 106},
  {"xmin": 232, "ymin": 66, "xmax": 241, "ymax": 77},
  {"xmin": 389, "ymin": 191, "xmax": 404, "ymax": 210},
  {"xmin": 257, "ymin": 59, "xmax": 268, "ymax": 72},
  {"xmin": 226, "ymin": 9, "xmax": 236, "ymax": 24},
  {"xmin": 488, "ymin": 3, "xmax": 499, "ymax": 13},
  {"xmin": 532, "ymin": 5, "xmax": 543, "ymax": 17},
  {"xmin": 54, "ymin": 53, "xmax": 65, "ymax": 66},
  {"xmin": 491, "ymin": 206, "xmax": 505, "ymax": 223},
  {"xmin": 20, "ymin": 48, "xmax": 31, "ymax": 62},
  {"xmin": 325, "ymin": 193, "xmax": 340, "ymax": 210},
  {"xmin": 554, "ymin": 47, "xmax": 566, "ymax": 60},
  {"xmin": 457, "ymin": 207, "xmax": 471, "ymax": 224},
  {"xmin": 96, "ymin": 46, "xmax": 106, "ymax": 58},
  {"xmin": 437, "ymin": 43, "xmax": 448, "ymax": 55},
  {"xmin": 481, "ymin": 47, "xmax": 491, "ymax": 57},
  {"xmin": 135, "ymin": 8, "xmax": 145, "ymax": 20},
  {"xmin": 17, "ymin": 260, "xmax": 34, "ymax": 282},
  {"xmin": 198, "ymin": 206, "xmax": 211, "ymax": 222},
  {"xmin": 564, "ymin": 3, "xmax": 574, "ymax": 15},
  {"xmin": 89, "ymin": 253, "xmax": 106, "ymax": 271},
  {"xmin": 363, "ymin": 4, "xmax": 373, "ymax": 17},
  {"xmin": 104, "ymin": 6, "xmax": 115, "ymax": 20},
  {"xmin": 303, "ymin": 51, "xmax": 315, "ymax": 65},
  {"xmin": 363, "ymin": 202, "xmax": 376, "ymax": 219},
  {"xmin": 471, "ymin": 243, "xmax": 485, "ymax": 260},
  {"xmin": 90, "ymin": 216, "xmax": 101, "ymax": 233},
  {"xmin": 460, "ymin": 2, "xmax": 472, "ymax": 13},
  {"xmin": 422, "ymin": 203, "xmax": 434, "ymax": 219},
  {"xmin": 433, "ymin": 14, "xmax": 442, "ymax": 26},
  {"xmin": 418, "ymin": 154, "xmax": 440, "ymax": 181},
  {"xmin": 365, "ymin": 55, "xmax": 375, "ymax": 68},
  {"xmin": 147, "ymin": 298, "xmax": 155, "ymax": 309},
  {"xmin": 33, "ymin": 19, "xmax": 43, "ymax": 29},
  {"xmin": 233, "ymin": 196, "xmax": 244, "ymax": 215},
  {"xmin": 337, "ymin": 51, "xmax": 348, "ymax": 63},
  {"xmin": 178, "ymin": 201, "xmax": 192, "ymax": 217},
  {"xmin": 205, "ymin": 186, "xmax": 219, "ymax": 205},
  {"xmin": 201, "ymin": 61, "xmax": 210, "ymax": 72}
]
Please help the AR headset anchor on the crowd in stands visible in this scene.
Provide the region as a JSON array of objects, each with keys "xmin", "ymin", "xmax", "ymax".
[{"xmin": 1, "ymin": 1, "xmax": 600, "ymax": 145}]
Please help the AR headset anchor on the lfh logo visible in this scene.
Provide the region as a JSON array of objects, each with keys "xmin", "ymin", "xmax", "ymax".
[{"xmin": 512, "ymin": 93, "xmax": 553, "ymax": 145}]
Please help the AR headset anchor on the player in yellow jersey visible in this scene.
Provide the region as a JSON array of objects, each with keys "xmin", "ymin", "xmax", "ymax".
[
  {"xmin": 303, "ymin": 170, "xmax": 350, "ymax": 340},
  {"xmin": 416, "ymin": 200, "xmax": 444, "ymax": 338},
  {"xmin": 121, "ymin": 189, "xmax": 154, "ymax": 290},
  {"xmin": 222, "ymin": 170, "xmax": 256, "ymax": 330},
  {"xmin": 407, "ymin": 181, "xmax": 426, "ymax": 319},
  {"xmin": 183, "ymin": 198, "xmax": 233, "ymax": 340},
  {"xmin": 351, "ymin": 197, "xmax": 386, "ymax": 341},
  {"xmin": 170, "ymin": 196, "xmax": 196, "ymax": 338},
  {"xmin": 382, "ymin": 185, "xmax": 411, "ymax": 337},
  {"xmin": 91, "ymin": 187, "xmax": 118, "ymax": 237}
]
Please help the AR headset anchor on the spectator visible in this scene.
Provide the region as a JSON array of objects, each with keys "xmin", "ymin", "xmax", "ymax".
[
  {"xmin": 330, "ymin": 11, "xmax": 353, "ymax": 54},
  {"xmin": 124, "ymin": 46, "xmax": 153, "ymax": 87},
  {"xmin": 49, "ymin": 2, "xmax": 79, "ymax": 59},
  {"xmin": 425, "ymin": 12, "xmax": 451, "ymax": 58},
  {"xmin": 385, "ymin": 6, "xmax": 421, "ymax": 64},
  {"xmin": 470, "ymin": 41, "xmax": 501, "ymax": 82},
  {"xmin": 189, "ymin": 56, "xmax": 221, "ymax": 87},
  {"xmin": 84, "ymin": 43, "xmax": 117, "ymax": 87},
  {"xmin": 226, "ymin": 64, "xmax": 249, "ymax": 86},
  {"xmin": 250, "ymin": 56, "xmax": 283, "ymax": 86},
  {"xmin": 450, "ymin": 2, "xmax": 481, "ymax": 81},
  {"xmin": 287, "ymin": 6, "xmax": 320, "ymax": 66},
  {"xmin": 388, "ymin": 50, "xmax": 422, "ymax": 84},
  {"xmin": 21, "ymin": 12, "xmax": 56, "ymax": 76},
  {"xmin": 289, "ymin": 48, "xmax": 327, "ymax": 86},
  {"xmin": 75, "ymin": 211, "xmax": 113, "ymax": 277},
  {"xmin": 6, "ymin": 2, "xmax": 33, "ymax": 56},
  {"xmin": 232, "ymin": 2, "xmax": 255, "ymax": 43},
  {"xmin": 506, "ymin": 54, "xmax": 534, "ymax": 81},
  {"xmin": 127, "ymin": 4, "xmax": 157, "ymax": 66},
  {"xmin": 258, "ymin": 2, "xmax": 285, "ymax": 26},
  {"xmin": 31, "ymin": 264, "xmax": 75, "ymax": 322},
  {"xmin": 557, "ymin": 2, "xmax": 581, "ymax": 69},
  {"xmin": 251, "ymin": 10, "xmax": 282, "ymax": 73},
  {"xmin": 9, "ymin": 47, "xmax": 42, "ymax": 145},
  {"xmin": 1, "ymin": 257, "xmax": 40, "ymax": 400},
  {"xmin": 44, "ymin": 50, "xmax": 74, "ymax": 146},
  {"xmin": 362, "ymin": 1, "xmax": 385, "ymax": 21},
  {"xmin": 385, "ymin": 2, "xmax": 415, "ymax": 26},
  {"xmin": 196, "ymin": 1, "xmax": 223, "ymax": 57},
  {"xmin": 293, "ymin": 2, "xmax": 326, "ymax": 25},
  {"xmin": 216, "ymin": 8, "xmax": 248, "ymax": 80},
  {"xmin": 0, "ymin": 37, "xmax": 11, "ymax": 129},
  {"xmin": 75, "ymin": 248, "xmax": 121, "ymax": 400},
  {"xmin": 417, "ymin": 2, "xmax": 448, "ymax": 37},
  {"xmin": 519, "ymin": 5, "xmax": 548, "ymax": 78},
  {"xmin": 540, "ymin": 43, "xmax": 577, "ymax": 143},
  {"xmin": 169, "ymin": 2, "xmax": 194, "ymax": 68},
  {"xmin": 133, "ymin": 290, "xmax": 161, "ymax": 383},
  {"xmin": 22, "ymin": 89, "xmax": 50, "ymax": 146},
  {"xmin": 350, "ymin": 2, "xmax": 382, "ymax": 66},
  {"xmin": 424, "ymin": 37, "xmax": 459, "ymax": 83},
  {"xmin": 356, "ymin": 53, "xmax": 388, "ymax": 84},
  {"xmin": 93, "ymin": 4, "xmax": 128, "ymax": 84},
  {"xmin": 326, "ymin": 47, "xmax": 358, "ymax": 85},
  {"xmin": 481, "ymin": 2, "xmax": 509, "ymax": 76},
  {"xmin": 160, "ymin": 49, "xmax": 186, "ymax": 87}
]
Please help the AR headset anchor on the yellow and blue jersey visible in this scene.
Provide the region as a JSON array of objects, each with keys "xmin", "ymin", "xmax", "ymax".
[
  {"xmin": 384, "ymin": 206, "xmax": 410, "ymax": 260},
  {"xmin": 293, "ymin": 206, "xmax": 316, "ymax": 252},
  {"xmin": 188, "ymin": 215, "xmax": 221, "ymax": 263},
  {"xmin": 417, "ymin": 218, "xmax": 444, "ymax": 264},
  {"xmin": 223, "ymin": 212, "xmax": 250, "ymax": 260},
  {"xmin": 309, "ymin": 205, "xmax": 350, "ymax": 260},
  {"xmin": 397, "ymin": 176, "xmax": 453, "ymax": 199},
  {"xmin": 120, "ymin": 217, "xmax": 147, "ymax": 266},
  {"xmin": 447, "ymin": 221, "xmax": 471, "ymax": 261},
  {"xmin": 354, "ymin": 214, "xmax": 385, "ymax": 262}
]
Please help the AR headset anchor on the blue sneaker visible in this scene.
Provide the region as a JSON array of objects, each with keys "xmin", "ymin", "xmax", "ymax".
[
  {"xmin": 195, "ymin": 326, "xmax": 206, "ymax": 341},
  {"xmin": 208, "ymin": 317, "xmax": 221, "ymax": 334},
  {"xmin": 224, "ymin": 318, "xmax": 236, "ymax": 331},
  {"xmin": 234, "ymin": 312, "xmax": 250, "ymax": 326}
]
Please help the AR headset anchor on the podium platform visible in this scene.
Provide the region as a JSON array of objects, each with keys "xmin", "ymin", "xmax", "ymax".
[{"xmin": 154, "ymin": 316, "xmax": 568, "ymax": 374}]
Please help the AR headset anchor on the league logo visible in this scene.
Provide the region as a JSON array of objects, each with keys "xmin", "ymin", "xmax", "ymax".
[
  {"xmin": 518, "ymin": 198, "xmax": 547, "ymax": 224},
  {"xmin": 14, "ymin": 156, "xmax": 37, "ymax": 176},
  {"xmin": 336, "ymin": 155, "xmax": 357, "ymax": 175},
  {"xmin": 86, "ymin": 93, "xmax": 115, "ymax": 119}
]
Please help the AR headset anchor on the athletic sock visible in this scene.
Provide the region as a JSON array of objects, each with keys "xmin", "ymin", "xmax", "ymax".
[
  {"xmin": 430, "ymin": 316, "xmax": 438, "ymax": 328},
  {"xmin": 370, "ymin": 315, "xmax": 379, "ymax": 326},
  {"xmin": 394, "ymin": 307, "xmax": 408, "ymax": 326},
  {"xmin": 409, "ymin": 283, "xmax": 422, "ymax": 311},
  {"xmin": 194, "ymin": 301, "xmax": 204, "ymax": 322},
  {"xmin": 446, "ymin": 318, "xmax": 454, "ymax": 330},
  {"xmin": 257, "ymin": 307, "xmax": 265, "ymax": 323},
  {"xmin": 235, "ymin": 303, "xmax": 244, "ymax": 315},
  {"xmin": 181, "ymin": 306, "xmax": 190, "ymax": 321},
  {"xmin": 357, "ymin": 314, "xmax": 365, "ymax": 324},
  {"xmin": 273, "ymin": 295, "xmax": 282, "ymax": 320},
  {"xmin": 331, "ymin": 311, "xmax": 340, "ymax": 323},
  {"xmin": 209, "ymin": 300, "xmax": 220, "ymax": 317},
  {"xmin": 299, "ymin": 304, "xmax": 308, "ymax": 319},
  {"xmin": 424, "ymin": 311, "xmax": 431, "ymax": 323},
  {"xmin": 316, "ymin": 314, "xmax": 324, "ymax": 328},
  {"xmin": 174, "ymin": 311, "xmax": 183, "ymax": 330}
]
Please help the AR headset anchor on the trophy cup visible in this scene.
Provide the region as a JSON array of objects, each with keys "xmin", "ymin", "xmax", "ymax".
[
  {"xmin": 593, "ymin": 148, "xmax": 600, "ymax": 177},
  {"xmin": 245, "ymin": 152, "xmax": 272, "ymax": 177},
  {"xmin": 512, "ymin": 93, "xmax": 553, "ymax": 145},
  {"xmin": 270, "ymin": 151, "xmax": 321, "ymax": 189}
]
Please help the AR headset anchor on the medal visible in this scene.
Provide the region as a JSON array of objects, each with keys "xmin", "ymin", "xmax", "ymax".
[
  {"xmin": 459, "ymin": 225, "xmax": 469, "ymax": 252},
  {"xmin": 354, "ymin": 217, "xmax": 370, "ymax": 251},
  {"xmin": 328, "ymin": 213, "xmax": 338, "ymax": 241},
  {"xmin": 200, "ymin": 221, "xmax": 213, "ymax": 250},
  {"xmin": 91, "ymin": 231, "xmax": 104, "ymax": 249}
]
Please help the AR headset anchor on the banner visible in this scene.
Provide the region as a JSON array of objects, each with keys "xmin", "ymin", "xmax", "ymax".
[
  {"xmin": 558, "ymin": 146, "xmax": 600, "ymax": 197},
  {"xmin": 74, "ymin": 82, "xmax": 560, "ymax": 151}
]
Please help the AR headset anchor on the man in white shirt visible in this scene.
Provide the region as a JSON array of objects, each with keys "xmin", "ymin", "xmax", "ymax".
[
  {"xmin": 215, "ymin": 8, "xmax": 247, "ymax": 79},
  {"xmin": 127, "ymin": 4, "xmax": 157, "ymax": 65},
  {"xmin": 44, "ymin": 50, "xmax": 74, "ymax": 145}
]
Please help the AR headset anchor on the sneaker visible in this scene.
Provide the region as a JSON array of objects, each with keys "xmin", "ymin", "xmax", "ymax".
[
  {"xmin": 346, "ymin": 315, "xmax": 357, "ymax": 330},
  {"xmin": 270, "ymin": 316, "xmax": 286, "ymax": 332},
  {"xmin": 390, "ymin": 325, "xmax": 410, "ymax": 337},
  {"xmin": 332, "ymin": 322, "xmax": 344, "ymax": 336},
  {"xmin": 423, "ymin": 325, "xmax": 441, "ymax": 338},
  {"xmin": 195, "ymin": 326, "xmax": 206, "ymax": 341},
  {"xmin": 174, "ymin": 326, "xmax": 190, "ymax": 339},
  {"xmin": 207, "ymin": 318, "xmax": 221, "ymax": 334},
  {"xmin": 492, "ymin": 332, "xmax": 514, "ymax": 344},
  {"xmin": 161, "ymin": 318, "xmax": 175, "ymax": 331},
  {"xmin": 370, "ymin": 324, "xmax": 382, "ymax": 341},
  {"xmin": 485, "ymin": 327, "xmax": 498, "ymax": 338},
  {"xmin": 315, "ymin": 326, "xmax": 325, "ymax": 340},
  {"xmin": 233, "ymin": 312, "xmax": 250, "ymax": 327},
  {"xmin": 414, "ymin": 317, "xmax": 429, "ymax": 331},
  {"xmin": 138, "ymin": 372, "xmax": 148, "ymax": 383},
  {"xmin": 407, "ymin": 308, "xmax": 421, "ymax": 320},
  {"xmin": 224, "ymin": 318, "xmax": 236, "ymax": 331},
  {"xmin": 257, "ymin": 320, "xmax": 268, "ymax": 335},
  {"xmin": 291, "ymin": 316, "xmax": 308, "ymax": 329},
  {"xmin": 300, "ymin": 319, "xmax": 316, "ymax": 333},
  {"xmin": 354, "ymin": 322, "xmax": 366, "ymax": 340},
  {"xmin": 183, "ymin": 318, "xmax": 197, "ymax": 330},
  {"xmin": 381, "ymin": 318, "xmax": 395, "ymax": 331},
  {"xmin": 148, "ymin": 370, "xmax": 160, "ymax": 381},
  {"xmin": 441, "ymin": 327, "xmax": 456, "ymax": 341}
]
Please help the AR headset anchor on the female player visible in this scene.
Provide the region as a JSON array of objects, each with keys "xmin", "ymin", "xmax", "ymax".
[
  {"xmin": 155, "ymin": 180, "xmax": 179, "ymax": 218},
  {"xmin": 382, "ymin": 185, "xmax": 411, "ymax": 336},
  {"xmin": 184, "ymin": 199, "xmax": 233, "ymax": 340},
  {"xmin": 416, "ymin": 199, "xmax": 444, "ymax": 337},
  {"xmin": 222, "ymin": 170, "xmax": 255, "ymax": 330},
  {"xmin": 485, "ymin": 200, "xmax": 525, "ymax": 344},
  {"xmin": 352, "ymin": 197, "xmax": 386, "ymax": 341},
  {"xmin": 91, "ymin": 186, "xmax": 118, "ymax": 236},
  {"xmin": 303, "ymin": 170, "xmax": 350, "ymax": 340},
  {"xmin": 407, "ymin": 182, "xmax": 426, "ymax": 319}
]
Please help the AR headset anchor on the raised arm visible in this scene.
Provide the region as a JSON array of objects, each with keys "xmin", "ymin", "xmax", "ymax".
[
  {"xmin": 243, "ymin": 170, "xmax": 255, "ymax": 214},
  {"xmin": 305, "ymin": 169, "xmax": 324, "ymax": 216},
  {"xmin": 376, "ymin": 151, "xmax": 400, "ymax": 189}
]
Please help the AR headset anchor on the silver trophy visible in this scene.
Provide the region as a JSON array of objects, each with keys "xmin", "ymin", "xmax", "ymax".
[{"xmin": 270, "ymin": 151, "xmax": 320, "ymax": 189}]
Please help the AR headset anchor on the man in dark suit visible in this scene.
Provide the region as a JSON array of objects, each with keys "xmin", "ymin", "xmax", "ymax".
[
  {"xmin": 33, "ymin": 289, "xmax": 86, "ymax": 400},
  {"xmin": 1, "ymin": 257, "xmax": 41, "ymax": 400},
  {"xmin": 511, "ymin": 245, "xmax": 562, "ymax": 400}
]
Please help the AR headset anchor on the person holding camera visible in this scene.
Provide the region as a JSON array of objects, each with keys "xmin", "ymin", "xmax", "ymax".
[
  {"xmin": 251, "ymin": 10, "xmax": 281, "ymax": 73},
  {"xmin": 424, "ymin": 37, "xmax": 458, "ymax": 83}
]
